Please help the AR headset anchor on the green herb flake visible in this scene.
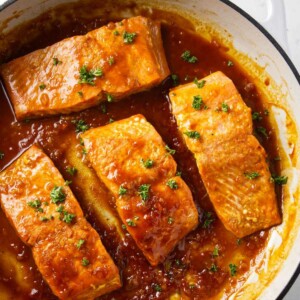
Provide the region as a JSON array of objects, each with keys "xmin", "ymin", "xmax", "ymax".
[
  {"xmin": 66, "ymin": 166, "xmax": 77, "ymax": 176},
  {"xmin": 82, "ymin": 148, "xmax": 87, "ymax": 155},
  {"xmin": 209, "ymin": 263, "xmax": 218, "ymax": 272},
  {"xmin": 53, "ymin": 57, "xmax": 62, "ymax": 66},
  {"xmin": 176, "ymin": 171, "xmax": 182, "ymax": 177},
  {"xmin": 113, "ymin": 30, "xmax": 120, "ymax": 36},
  {"xmin": 212, "ymin": 246, "xmax": 219, "ymax": 257},
  {"xmin": 56, "ymin": 205, "xmax": 64, "ymax": 213},
  {"xmin": 39, "ymin": 84, "xmax": 46, "ymax": 90},
  {"xmin": 221, "ymin": 102, "xmax": 229, "ymax": 112},
  {"xmin": 123, "ymin": 31, "xmax": 137, "ymax": 44},
  {"xmin": 264, "ymin": 109, "xmax": 269, "ymax": 116},
  {"xmin": 50, "ymin": 186, "xmax": 66, "ymax": 204},
  {"xmin": 184, "ymin": 131, "xmax": 200, "ymax": 139},
  {"xmin": 192, "ymin": 95, "xmax": 204, "ymax": 110},
  {"xmin": 126, "ymin": 219, "xmax": 136, "ymax": 227},
  {"xmin": 108, "ymin": 56, "xmax": 115, "ymax": 66},
  {"xmin": 106, "ymin": 93, "xmax": 113, "ymax": 102},
  {"xmin": 236, "ymin": 238, "xmax": 242, "ymax": 245},
  {"xmin": 82, "ymin": 257, "xmax": 90, "ymax": 266},
  {"xmin": 62, "ymin": 211, "xmax": 76, "ymax": 224},
  {"xmin": 202, "ymin": 211, "xmax": 214, "ymax": 229},
  {"xmin": 194, "ymin": 78, "xmax": 206, "ymax": 88},
  {"xmin": 0, "ymin": 151, "xmax": 4, "ymax": 160},
  {"xmin": 64, "ymin": 180, "xmax": 72, "ymax": 186},
  {"xmin": 119, "ymin": 185, "xmax": 127, "ymax": 196},
  {"xmin": 72, "ymin": 119, "xmax": 90, "ymax": 133},
  {"xmin": 100, "ymin": 103, "xmax": 107, "ymax": 114},
  {"xmin": 121, "ymin": 224, "xmax": 127, "ymax": 230},
  {"xmin": 77, "ymin": 91, "xmax": 83, "ymax": 97},
  {"xmin": 252, "ymin": 112, "xmax": 262, "ymax": 121},
  {"xmin": 165, "ymin": 145, "xmax": 176, "ymax": 155},
  {"xmin": 76, "ymin": 239, "xmax": 85, "ymax": 249},
  {"xmin": 152, "ymin": 284, "xmax": 162, "ymax": 292},
  {"xmin": 168, "ymin": 216, "xmax": 174, "ymax": 224},
  {"xmin": 171, "ymin": 74, "xmax": 179, "ymax": 87},
  {"xmin": 244, "ymin": 172, "xmax": 260, "ymax": 180},
  {"xmin": 27, "ymin": 199, "xmax": 42, "ymax": 209},
  {"xmin": 166, "ymin": 179, "xmax": 178, "ymax": 190},
  {"xmin": 227, "ymin": 60, "xmax": 234, "ymax": 67},
  {"xmin": 40, "ymin": 216, "xmax": 49, "ymax": 222},
  {"xmin": 229, "ymin": 263, "xmax": 237, "ymax": 276},
  {"xmin": 108, "ymin": 118, "xmax": 114, "ymax": 124},
  {"xmin": 79, "ymin": 65, "xmax": 103, "ymax": 86},
  {"xmin": 256, "ymin": 126, "xmax": 268, "ymax": 138},
  {"xmin": 141, "ymin": 159, "xmax": 154, "ymax": 168},
  {"xmin": 189, "ymin": 284, "xmax": 196, "ymax": 289},
  {"xmin": 271, "ymin": 175, "xmax": 288, "ymax": 185},
  {"xmin": 181, "ymin": 50, "xmax": 198, "ymax": 63},
  {"xmin": 138, "ymin": 184, "xmax": 151, "ymax": 203}
]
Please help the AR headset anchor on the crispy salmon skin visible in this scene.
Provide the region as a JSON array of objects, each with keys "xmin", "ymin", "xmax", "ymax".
[
  {"xmin": 169, "ymin": 71, "xmax": 281, "ymax": 237},
  {"xmin": 0, "ymin": 145, "xmax": 121, "ymax": 299},
  {"xmin": 82, "ymin": 114, "xmax": 199, "ymax": 266},
  {"xmin": 0, "ymin": 16, "xmax": 170, "ymax": 120}
]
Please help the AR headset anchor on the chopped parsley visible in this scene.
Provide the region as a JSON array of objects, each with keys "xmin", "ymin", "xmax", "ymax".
[
  {"xmin": 271, "ymin": 175, "xmax": 288, "ymax": 185},
  {"xmin": 138, "ymin": 184, "xmax": 151, "ymax": 203},
  {"xmin": 27, "ymin": 199, "xmax": 43, "ymax": 213},
  {"xmin": 40, "ymin": 216, "xmax": 49, "ymax": 222},
  {"xmin": 108, "ymin": 56, "xmax": 115, "ymax": 65},
  {"xmin": 62, "ymin": 210, "xmax": 76, "ymax": 224},
  {"xmin": 113, "ymin": 30, "xmax": 120, "ymax": 36},
  {"xmin": 227, "ymin": 60, "xmax": 234, "ymax": 67},
  {"xmin": 165, "ymin": 145, "xmax": 176, "ymax": 155},
  {"xmin": 152, "ymin": 283, "xmax": 162, "ymax": 292},
  {"xmin": 79, "ymin": 65, "xmax": 103, "ymax": 86},
  {"xmin": 53, "ymin": 57, "xmax": 62, "ymax": 66},
  {"xmin": 181, "ymin": 50, "xmax": 198, "ymax": 63},
  {"xmin": 171, "ymin": 74, "xmax": 179, "ymax": 86},
  {"xmin": 166, "ymin": 179, "xmax": 178, "ymax": 190},
  {"xmin": 119, "ymin": 185, "xmax": 127, "ymax": 195},
  {"xmin": 126, "ymin": 219, "xmax": 136, "ymax": 227},
  {"xmin": 176, "ymin": 171, "xmax": 182, "ymax": 177},
  {"xmin": 192, "ymin": 95, "xmax": 204, "ymax": 110},
  {"xmin": 229, "ymin": 263, "xmax": 237, "ymax": 276},
  {"xmin": 184, "ymin": 131, "xmax": 200, "ymax": 139},
  {"xmin": 108, "ymin": 118, "xmax": 114, "ymax": 124},
  {"xmin": 100, "ymin": 103, "xmax": 107, "ymax": 114},
  {"xmin": 256, "ymin": 126, "xmax": 268, "ymax": 138},
  {"xmin": 221, "ymin": 102, "xmax": 229, "ymax": 112},
  {"xmin": 252, "ymin": 112, "xmax": 262, "ymax": 121},
  {"xmin": 77, "ymin": 91, "xmax": 83, "ymax": 97},
  {"xmin": 0, "ymin": 151, "xmax": 4, "ymax": 160},
  {"xmin": 72, "ymin": 119, "xmax": 90, "ymax": 133},
  {"xmin": 76, "ymin": 239, "xmax": 85, "ymax": 249},
  {"xmin": 121, "ymin": 224, "xmax": 127, "ymax": 230},
  {"xmin": 202, "ymin": 211, "xmax": 214, "ymax": 228},
  {"xmin": 168, "ymin": 216, "xmax": 174, "ymax": 224},
  {"xmin": 106, "ymin": 93, "xmax": 113, "ymax": 102},
  {"xmin": 65, "ymin": 180, "xmax": 72, "ymax": 186},
  {"xmin": 264, "ymin": 109, "xmax": 269, "ymax": 116},
  {"xmin": 194, "ymin": 78, "xmax": 206, "ymax": 88},
  {"xmin": 209, "ymin": 263, "xmax": 218, "ymax": 272},
  {"xmin": 39, "ymin": 84, "xmax": 46, "ymax": 90},
  {"xmin": 236, "ymin": 238, "xmax": 242, "ymax": 245},
  {"xmin": 212, "ymin": 246, "xmax": 219, "ymax": 257},
  {"xmin": 50, "ymin": 186, "xmax": 66, "ymax": 204},
  {"xmin": 123, "ymin": 31, "xmax": 137, "ymax": 44},
  {"xmin": 66, "ymin": 166, "xmax": 77, "ymax": 176},
  {"xmin": 244, "ymin": 172, "xmax": 260, "ymax": 180},
  {"xmin": 82, "ymin": 257, "xmax": 90, "ymax": 266},
  {"xmin": 141, "ymin": 159, "xmax": 154, "ymax": 168}
]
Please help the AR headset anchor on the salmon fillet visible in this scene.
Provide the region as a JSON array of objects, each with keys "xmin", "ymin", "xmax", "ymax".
[
  {"xmin": 82, "ymin": 114, "xmax": 199, "ymax": 266},
  {"xmin": 0, "ymin": 16, "xmax": 170, "ymax": 120},
  {"xmin": 169, "ymin": 71, "xmax": 281, "ymax": 237},
  {"xmin": 0, "ymin": 145, "xmax": 121, "ymax": 299}
]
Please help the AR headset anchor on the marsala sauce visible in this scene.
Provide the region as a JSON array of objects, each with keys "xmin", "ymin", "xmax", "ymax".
[{"xmin": 0, "ymin": 4, "xmax": 282, "ymax": 300}]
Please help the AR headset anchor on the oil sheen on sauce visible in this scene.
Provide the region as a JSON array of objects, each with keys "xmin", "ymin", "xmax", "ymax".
[{"xmin": 0, "ymin": 5, "xmax": 282, "ymax": 300}]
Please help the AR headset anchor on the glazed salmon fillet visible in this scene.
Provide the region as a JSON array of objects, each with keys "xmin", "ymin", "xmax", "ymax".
[
  {"xmin": 169, "ymin": 71, "xmax": 281, "ymax": 237},
  {"xmin": 0, "ymin": 16, "xmax": 170, "ymax": 120},
  {"xmin": 82, "ymin": 114, "xmax": 199, "ymax": 266},
  {"xmin": 0, "ymin": 145, "xmax": 121, "ymax": 299}
]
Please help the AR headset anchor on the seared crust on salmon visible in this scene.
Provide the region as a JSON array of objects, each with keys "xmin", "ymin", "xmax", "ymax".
[
  {"xmin": 169, "ymin": 71, "xmax": 281, "ymax": 237},
  {"xmin": 0, "ymin": 16, "xmax": 170, "ymax": 120},
  {"xmin": 0, "ymin": 145, "xmax": 121, "ymax": 299},
  {"xmin": 82, "ymin": 114, "xmax": 199, "ymax": 266}
]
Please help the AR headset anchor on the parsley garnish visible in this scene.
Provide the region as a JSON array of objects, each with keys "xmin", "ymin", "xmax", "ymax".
[
  {"xmin": 119, "ymin": 185, "xmax": 127, "ymax": 195},
  {"xmin": 108, "ymin": 118, "xmax": 114, "ymax": 123},
  {"xmin": 256, "ymin": 126, "xmax": 268, "ymax": 138},
  {"xmin": 244, "ymin": 172, "xmax": 260, "ymax": 179},
  {"xmin": 62, "ymin": 210, "xmax": 76, "ymax": 224},
  {"xmin": 192, "ymin": 95, "xmax": 204, "ymax": 110},
  {"xmin": 229, "ymin": 263, "xmax": 237, "ymax": 276},
  {"xmin": 141, "ymin": 159, "xmax": 154, "ymax": 168},
  {"xmin": 176, "ymin": 171, "xmax": 182, "ymax": 177},
  {"xmin": 72, "ymin": 119, "xmax": 90, "ymax": 133},
  {"xmin": 50, "ymin": 186, "xmax": 66, "ymax": 204},
  {"xmin": 53, "ymin": 57, "xmax": 62, "ymax": 66},
  {"xmin": 209, "ymin": 263, "xmax": 218, "ymax": 272},
  {"xmin": 121, "ymin": 224, "xmax": 127, "ymax": 230},
  {"xmin": 108, "ymin": 56, "xmax": 115, "ymax": 66},
  {"xmin": 138, "ymin": 184, "xmax": 151, "ymax": 203},
  {"xmin": 202, "ymin": 211, "xmax": 214, "ymax": 228},
  {"xmin": 227, "ymin": 60, "xmax": 234, "ymax": 67},
  {"xmin": 212, "ymin": 246, "xmax": 219, "ymax": 257},
  {"xmin": 77, "ymin": 239, "xmax": 85, "ymax": 249},
  {"xmin": 236, "ymin": 238, "xmax": 242, "ymax": 245},
  {"xmin": 77, "ymin": 91, "xmax": 83, "ymax": 97},
  {"xmin": 194, "ymin": 78, "xmax": 206, "ymax": 88},
  {"xmin": 66, "ymin": 166, "xmax": 77, "ymax": 176},
  {"xmin": 65, "ymin": 180, "xmax": 72, "ymax": 186},
  {"xmin": 166, "ymin": 179, "xmax": 178, "ymax": 190},
  {"xmin": 165, "ymin": 145, "xmax": 176, "ymax": 155},
  {"xmin": 79, "ymin": 65, "xmax": 103, "ymax": 86},
  {"xmin": 82, "ymin": 257, "xmax": 90, "ymax": 266},
  {"xmin": 106, "ymin": 93, "xmax": 113, "ymax": 102},
  {"xmin": 168, "ymin": 216, "xmax": 174, "ymax": 224},
  {"xmin": 123, "ymin": 31, "xmax": 137, "ymax": 44},
  {"xmin": 100, "ymin": 103, "xmax": 107, "ymax": 114},
  {"xmin": 264, "ymin": 109, "xmax": 269, "ymax": 116},
  {"xmin": 171, "ymin": 74, "xmax": 179, "ymax": 86},
  {"xmin": 271, "ymin": 175, "xmax": 288, "ymax": 185},
  {"xmin": 184, "ymin": 131, "xmax": 200, "ymax": 139},
  {"xmin": 40, "ymin": 216, "xmax": 49, "ymax": 222},
  {"xmin": 181, "ymin": 50, "xmax": 198, "ymax": 63},
  {"xmin": 0, "ymin": 151, "xmax": 4, "ymax": 160},
  {"xmin": 113, "ymin": 30, "xmax": 120, "ymax": 36},
  {"xmin": 152, "ymin": 284, "xmax": 162, "ymax": 292},
  {"xmin": 28, "ymin": 199, "xmax": 43, "ymax": 212},
  {"xmin": 126, "ymin": 219, "xmax": 136, "ymax": 227},
  {"xmin": 252, "ymin": 112, "xmax": 262, "ymax": 121},
  {"xmin": 221, "ymin": 102, "xmax": 229, "ymax": 112},
  {"xmin": 39, "ymin": 84, "xmax": 46, "ymax": 90}
]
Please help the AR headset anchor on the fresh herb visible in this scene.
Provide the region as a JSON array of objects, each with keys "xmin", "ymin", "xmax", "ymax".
[
  {"xmin": 66, "ymin": 166, "xmax": 77, "ymax": 176},
  {"xmin": 82, "ymin": 257, "xmax": 90, "ymax": 266},
  {"xmin": 165, "ymin": 145, "xmax": 176, "ymax": 155},
  {"xmin": 123, "ymin": 31, "xmax": 137, "ymax": 44},
  {"xmin": 0, "ymin": 151, "xmax": 4, "ymax": 160},
  {"xmin": 40, "ymin": 216, "xmax": 49, "ymax": 222},
  {"xmin": 108, "ymin": 118, "xmax": 114, "ymax": 124},
  {"xmin": 141, "ymin": 159, "xmax": 154, "ymax": 168},
  {"xmin": 184, "ymin": 131, "xmax": 200, "ymax": 139},
  {"xmin": 50, "ymin": 186, "xmax": 66, "ymax": 204},
  {"xmin": 100, "ymin": 103, "xmax": 107, "ymax": 114},
  {"xmin": 76, "ymin": 239, "xmax": 85, "ymax": 249},
  {"xmin": 77, "ymin": 91, "xmax": 83, "ymax": 97},
  {"xmin": 227, "ymin": 60, "xmax": 234, "ymax": 67},
  {"xmin": 108, "ymin": 56, "xmax": 115, "ymax": 65},
  {"xmin": 39, "ymin": 84, "xmax": 46, "ymax": 90},
  {"xmin": 119, "ymin": 185, "xmax": 127, "ymax": 195},
  {"xmin": 244, "ymin": 172, "xmax": 260, "ymax": 180},
  {"xmin": 121, "ymin": 224, "xmax": 127, "ymax": 230},
  {"xmin": 72, "ymin": 119, "xmax": 90, "ymax": 133},
  {"xmin": 82, "ymin": 147, "xmax": 87, "ymax": 155},
  {"xmin": 192, "ymin": 95, "xmax": 204, "ymax": 110},
  {"xmin": 152, "ymin": 284, "xmax": 162, "ymax": 292},
  {"xmin": 189, "ymin": 284, "xmax": 196, "ymax": 289},
  {"xmin": 53, "ymin": 57, "xmax": 62, "ymax": 66},
  {"xmin": 176, "ymin": 171, "xmax": 182, "ymax": 177},
  {"xmin": 56, "ymin": 205, "xmax": 64, "ymax": 213},
  {"xmin": 256, "ymin": 126, "xmax": 268, "ymax": 138},
  {"xmin": 113, "ymin": 30, "xmax": 120, "ymax": 36},
  {"xmin": 79, "ymin": 65, "xmax": 103, "ymax": 86},
  {"xmin": 252, "ymin": 112, "xmax": 262, "ymax": 121},
  {"xmin": 106, "ymin": 93, "xmax": 113, "ymax": 102},
  {"xmin": 202, "ymin": 211, "xmax": 214, "ymax": 228},
  {"xmin": 221, "ymin": 102, "xmax": 229, "ymax": 112},
  {"xmin": 166, "ymin": 179, "xmax": 178, "ymax": 190},
  {"xmin": 181, "ymin": 50, "xmax": 198, "ymax": 63},
  {"xmin": 168, "ymin": 217, "xmax": 174, "ymax": 224},
  {"xmin": 65, "ymin": 180, "xmax": 72, "ymax": 186},
  {"xmin": 212, "ymin": 246, "xmax": 219, "ymax": 257},
  {"xmin": 209, "ymin": 263, "xmax": 218, "ymax": 272},
  {"xmin": 194, "ymin": 78, "xmax": 206, "ymax": 88},
  {"xmin": 264, "ymin": 109, "xmax": 269, "ymax": 116},
  {"xmin": 126, "ymin": 219, "xmax": 136, "ymax": 227},
  {"xmin": 271, "ymin": 175, "xmax": 288, "ymax": 185},
  {"xmin": 27, "ymin": 199, "xmax": 41, "ymax": 208},
  {"xmin": 229, "ymin": 263, "xmax": 237, "ymax": 276},
  {"xmin": 62, "ymin": 211, "xmax": 76, "ymax": 224},
  {"xmin": 138, "ymin": 184, "xmax": 151, "ymax": 203},
  {"xmin": 236, "ymin": 238, "xmax": 242, "ymax": 245},
  {"xmin": 171, "ymin": 74, "xmax": 179, "ymax": 86}
]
